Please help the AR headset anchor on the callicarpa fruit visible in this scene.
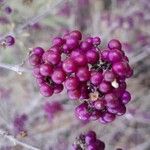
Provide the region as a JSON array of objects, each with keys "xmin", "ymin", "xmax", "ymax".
[
  {"xmin": 72, "ymin": 130, "xmax": 105, "ymax": 150},
  {"xmin": 29, "ymin": 30, "xmax": 133, "ymax": 124}
]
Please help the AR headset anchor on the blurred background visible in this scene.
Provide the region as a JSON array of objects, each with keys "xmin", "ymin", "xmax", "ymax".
[{"xmin": 0, "ymin": 0, "xmax": 149, "ymax": 149}]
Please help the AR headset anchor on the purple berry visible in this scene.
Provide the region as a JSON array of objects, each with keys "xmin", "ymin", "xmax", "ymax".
[
  {"xmin": 101, "ymin": 49, "xmax": 110, "ymax": 61},
  {"xmin": 93, "ymin": 37, "xmax": 101, "ymax": 45},
  {"xmin": 46, "ymin": 51, "xmax": 61, "ymax": 65},
  {"xmin": 29, "ymin": 54, "xmax": 41, "ymax": 66},
  {"xmin": 52, "ymin": 37, "xmax": 64, "ymax": 47},
  {"xmin": 5, "ymin": 6, "xmax": 12, "ymax": 14},
  {"xmin": 51, "ymin": 69, "xmax": 66, "ymax": 84},
  {"xmin": 5, "ymin": 35, "xmax": 15, "ymax": 46},
  {"xmin": 40, "ymin": 84, "xmax": 54, "ymax": 97},
  {"xmin": 104, "ymin": 71, "xmax": 115, "ymax": 82},
  {"xmin": 70, "ymin": 30, "xmax": 82, "ymax": 40},
  {"xmin": 102, "ymin": 112, "xmax": 116, "ymax": 123},
  {"xmin": 80, "ymin": 41, "xmax": 91, "ymax": 51},
  {"xmin": 108, "ymin": 49, "xmax": 123, "ymax": 62},
  {"xmin": 67, "ymin": 89, "xmax": 81, "ymax": 100},
  {"xmin": 65, "ymin": 77, "xmax": 79, "ymax": 90},
  {"xmin": 86, "ymin": 50, "xmax": 99, "ymax": 64},
  {"xmin": 76, "ymin": 67, "xmax": 90, "ymax": 81},
  {"xmin": 54, "ymin": 84, "xmax": 64, "ymax": 94},
  {"xmin": 121, "ymin": 91, "xmax": 131, "ymax": 104},
  {"xmin": 108, "ymin": 39, "xmax": 122, "ymax": 50},
  {"xmin": 33, "ymin": 47, "xmax": 44, "ymax": 56},
  {"xmin": 99, "ymin": 81, "xmax": 112, "ymax": 93},
  {"xmin": 90, "ymin": 71, "xmax": 103, "ymax": 86},
  {"xmin": 66, "ymin": 37, "xmax": 79, "ymax": 49},
  {"xmin": 63, "ymin": 58, "xmax": 77, "ymax": 73},
  {"xmin": 39, "ymin": 63, "xmax": 53, "ymax": 76}
]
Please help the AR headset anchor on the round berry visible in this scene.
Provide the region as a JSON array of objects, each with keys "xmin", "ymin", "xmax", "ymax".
[
  {"xmin": 108, "ymin": 39, "xmax": 122, "ymax": 50},
  {"xmin": 80, "ymin": 41, "xmax": 91, "ymax": 51},
  {"xmin": 29, "ymin": 54, "xmax": 41, "ymax": 66},
  {"xmin": 99, "ymin": 81, "xmax": 112, "ymax": 93},
  {"xmin": 65, "ymin": 77, "xmax": 79, "ymax": 90},
  {"xmin": 46, "ymin": 51, "xmax": 61, "ymax": 65},
  {"xmin": 52, "ymin": 37, "xmax": 64, "ymax": 47},
  {"xmin": 101, "ymin": 49, "xmax": 109, "ymax": 61},
  {"xmin": 90, "ymin": 72, "xmax": 103, "ymax": 86},
  {"xmin": 108, "ymin": 49, "xmax": 123, "ymax": 62},
  {"xmin": 121, "ymin": 91, "xmax": 131, "ymax": 104},
  {"xmin": 67, "ymin": 89, "xmax": 81, "ymax": 100},
  {"xmin": 73, "ymin": 53, "xmax": 87, "ymax": 66},
  {"xmin": 92, "ymin": 37, "xmax": 101, "ymax": 45},
  {"xmin": 76, "ymin": 67, "xmax": 90, "ymax": 81},
  {"xmin": 40, "ymin": 63, "xmax": 53, "ymax": 76},
  {"xmin": 104, "ymin": 71, "xmax": 115, "ymax": 82},
  {"xmin": 54, "ymin": 84, "xmax": 64, "ymax": 94},
  {"xmin": 51, "ymin": 69, "xmax": 66, "ymax": 84},
  {"xmin": 32, "ymin": 67, "xmax": 43, "ymax": 78},
  {"xmin": 40, "ymin": 84, "xmax": 54, "ymax": 97},
  {"xmin": 70, "ymin": 30, "xmax": 82, "ymax": 40},
  {"xmin": 112, "ymin": 61, "xmax": 129, "ymax": 77},
  {"xmin": 62, "ymin": 58, "xmax": 77, "ymax": 73},
  {"xmin": 5, "ymin": 35, "xmax": 15, "ymax": 46},
  {"xmin": 33, "ymin": 47, "xmax": 44, "ymax": 56},
  {"xmin": 66, "ymin": 37, "xmax": 79, "ymax": 49},
  {"xmin": 86, "ymin": 50, "xmax": 99, "ymax": 64},
  {"xmin": 102, "ymin": 112, "xmax": 116, "ymax": 123}
]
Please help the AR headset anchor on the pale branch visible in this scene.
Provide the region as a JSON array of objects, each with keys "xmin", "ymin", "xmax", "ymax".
[
  {"xmin": 0, "ymin": 0, "xmax": 67, "ymax": 41},
  {"xmin": 0, "ymin": 63, "xmax": 30, "ymax": 74},
  {"xmin": 0, "ymin": 129, "xmax": 40, "ymax": 150}
]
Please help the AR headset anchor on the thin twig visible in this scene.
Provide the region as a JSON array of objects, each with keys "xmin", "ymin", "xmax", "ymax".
[
  {"xmin": 0, "ymin": 63, "xmax": 30, "ymax": 74},
  {"xmin": 0, "ymin": 129, "xmax": 40, "ymax": 150}
]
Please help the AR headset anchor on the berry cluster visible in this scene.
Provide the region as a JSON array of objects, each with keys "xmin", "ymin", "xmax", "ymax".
[
  {"xmin": 44, "ymin": 101, "xmax": 63, "ymax": 122},
  {"xmin": 72, "ymin": 130, "xmax": 105, "ymax": 150},
  {"xmin": 13, "ymin": 114, "xmax": 28, "ymax": 136},
  {"xmin": 0, "ymin": 35, "xmax": 15, "ymax": 47},
  {"xmin": 29, "ymin": 30, "xmax": 133, "ymax": 124}
]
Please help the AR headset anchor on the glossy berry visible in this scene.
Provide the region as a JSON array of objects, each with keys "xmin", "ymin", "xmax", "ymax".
[
  {"xmin": 70, "ymin": 30, "xmax": 82, "ymax": 40},
  {"xmin": 65, "ymin": 77, "xmax": 79, "ymax": 90},
  {"xmin": 67, "ymin": 89, "xmax": 81, "ymax": 100},
  {"xmin": 5, "ymin": 35, "xmax": 15, "ymax": 46},
  {"xmin": 90, "ymin": 72, "xmax": 103, "ymax": 86},
  {"xmin": 99, "ymin": 81, "xmax": 112, "ymax": 93},
  {"xmin": 51, "ymin": 69, "xmax": 66, "ymax": 84},
  {"xmin": 108, "ymin": 39, "xmax": 122, "ymax": 50},
  {"xmin": 104, "ymin": 71, "xmax": 115, "ymax": 82},
  {"xmin": 66, "ymin": 37, "xmax": 79, "ymax": 49},
  {"xmin": 29, "ymin": 54, "xmax": 41, "ymax": 66},
  {"xmin": 121, "ymin": 91, "xmax": 131, "ymax": 104},
  {"xmin": 52, "ymin": 37, "xmax": 64, "ymax": 47},
  {"xmin": 46, "ymin": 51, "xmax": 61, "ymax": 65},
  {"xmin": 80, "ymin": 41, "xmax": 91, "ymax": 51},
  {"xmin": 33, "ymin": 47, "xmax": 44, "ymax": 56},
  {"xmin": 76, "ymin": 67, "xmax": 90, "ymax": 81},
  {"xmin": 86, "ymin": 50, "xmax": 99, "ymax": 64},
  {"xmin": 40, "ymin": 84, "xmax": 54, "ymax": 97},
  {"xmin": 62, "ymin": 58, "xmax": 77, "ymax": 73},
  {"xmin": 93, "ymin": 37, "xmax": 101, "ymax": 45},
  {"xmin": 39, "ymin": 64, "xmax": 53, "ymax": 76},
  {"xmin": 54, "ymin": 84, "xmax": 64, "ymax": 94}
]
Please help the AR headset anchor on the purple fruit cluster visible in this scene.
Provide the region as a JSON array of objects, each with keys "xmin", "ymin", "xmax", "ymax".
[
  {"xmin": 44, "ymin": 101, "xmax": 63, "ymax": 122},
  {"xmin": 0, "ymin": 35, "xmax": 15, "ymax": 47},
  {"xmin": 13, "ymin": 114, "xmax": 28, "ymax": 135},
  {"xmin": 72, "ymin": 130, "xmax": 105, "ymax": 150},
  {"xmin": 29, "ymin": 30, "xmax": 133, "ymax": 124}
]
